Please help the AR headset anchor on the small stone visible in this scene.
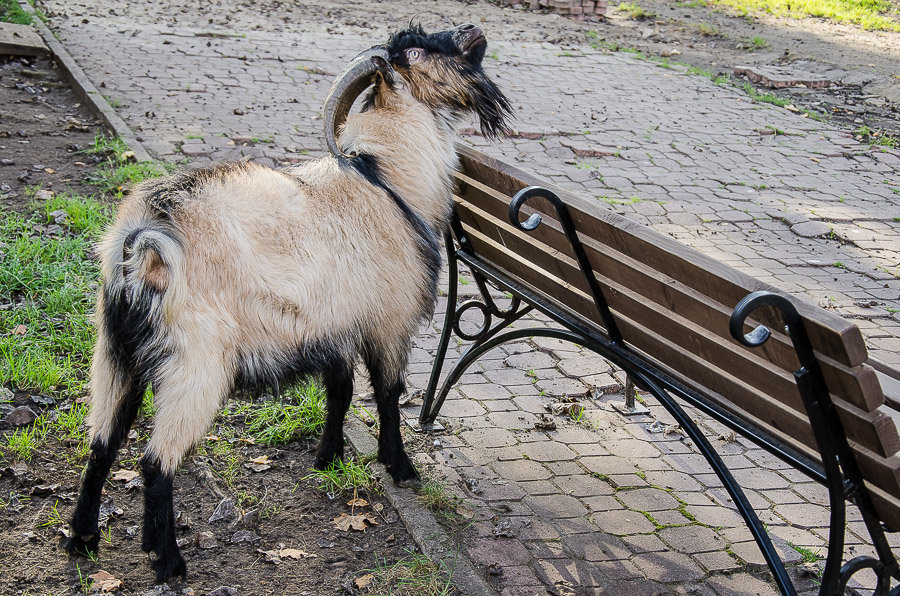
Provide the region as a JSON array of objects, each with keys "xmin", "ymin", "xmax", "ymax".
[
  {"xmin": 16, "ymin": 130, "xmax": 28, "ymax": 137},
  {"xmin": 48, "ymin": 210, "xmax": 68, "ymax": 224},
  {"xmin": 208, "ymin": 498, "xmax": 237, "ymax": 524},
  {"xmin": 0, "ymin": 159, "xmax": 13, "ymax": 166},
  {"xmin": 233, "ymin": 108, "xmax": 245, "ymax": 115},
  {"xmin": 5, "ymin": 406, "xmax": 37, "ymax": 427},
  {"xmin": 29, "ymin": 394, "xmax": 54, "ymax": 407},
  {"xmin": 207, "ymin": 587, "xmax": 237, "ymax": 596},
  {"xmin": 197, "ymin": 531, "xmax": 218, "ymax": 549},
  {"xmin": 230, "ymin": 529, "xmax": 261, "ymax": 543}
]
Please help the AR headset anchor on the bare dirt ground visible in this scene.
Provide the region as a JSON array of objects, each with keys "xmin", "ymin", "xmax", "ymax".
[{"xmin": 43, "ymin": 0, "xmax": 900, "ymax": 137}]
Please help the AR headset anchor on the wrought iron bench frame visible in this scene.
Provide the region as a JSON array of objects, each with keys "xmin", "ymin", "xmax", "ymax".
[{"xmin": 418, "ymin": 150, "xmax": 900, "ymax": 596}]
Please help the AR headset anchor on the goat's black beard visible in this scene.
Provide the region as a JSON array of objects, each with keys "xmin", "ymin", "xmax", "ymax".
[{"xmin": 471, "ymin": 74, "xmax": 513, "ymax": 140}]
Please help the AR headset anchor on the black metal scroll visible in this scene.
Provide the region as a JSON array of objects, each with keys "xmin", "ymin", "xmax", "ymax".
[{"xmin": 730, "ymin": 291, "xmax": 900, "ymax": 595}]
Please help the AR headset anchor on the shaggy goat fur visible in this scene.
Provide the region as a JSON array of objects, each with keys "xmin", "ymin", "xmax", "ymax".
[{"xmin": 64, "ymin": 23, "xmax": 511, "ymax": 582}]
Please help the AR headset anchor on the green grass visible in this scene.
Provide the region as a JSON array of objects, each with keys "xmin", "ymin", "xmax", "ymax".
[
  {"xmin": 357, "ymin": 551, "xmax": 455, "ymax": 596},
  {"xmin": 854, "ymin": 126, "xmax": 899, "ymax": 148},
  {"xmin": 618, "ymin": 1, "xmax": 656, "ymax": 19},
  {"xmin": 750, "ymin": 35, "xmax": 769, "ymax": 48},
  {"xmin": 417, "ymin": 478, "xmax": 461, "ymax": 514},
  {"xmin": 0, "ymin": 206, "xmax": 105, "ymax": 394},
  {"xmin": 3, "ymin": 414, "xmax": 49, "ymax": 461},
  {"xmin": 245, "ymin": 380, "xmax": 327, "ymax": 445},
  {"xmin": 709, "ymin": 0, "xmax": 900, "ymax": 30},
  {"xmin": 0, "ymin": 0, "xmax": 32, "ymax": 24},
  {"xmin": 696, "ymin": 22, "xmax": 720, "ymax": 35},
  {"xmin": 83, "ymin": 133, "xmax": 170, "ymax": 198},
  {"xmin": 303, "ymin": 457, "xmax": 377, "ymax": 495}
]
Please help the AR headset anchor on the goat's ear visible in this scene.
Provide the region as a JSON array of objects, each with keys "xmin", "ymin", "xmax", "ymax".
[{"xmin": 371, "ymin": 55, "xmax": 396, "ymax": 88}]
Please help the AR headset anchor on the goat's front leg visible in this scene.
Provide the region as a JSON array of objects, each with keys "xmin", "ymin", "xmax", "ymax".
[
  {"xmin": 66, "ymin": 378, "xmax": 146, "ymax": 556},
  {"xmin": 365, "ymin": 356, "xmax": 419, "ymax": 486},
  {"xmin": 315, "ymin": 359, "xmax": 354, "ymax": 469}
]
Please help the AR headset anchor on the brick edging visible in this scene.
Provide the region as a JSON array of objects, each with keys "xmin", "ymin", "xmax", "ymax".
[
  {"xmin": 18, "ymin": 1, "xmax": 154, "ymax": 163},
  {"xmin": 344, "ymin": 417, "xmax": 497, "ymax": 596}
]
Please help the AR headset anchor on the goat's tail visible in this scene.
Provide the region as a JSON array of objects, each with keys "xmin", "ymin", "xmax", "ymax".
[{"xmin": 111, "ymin": 219, "xmax": 187, "ymax": 325}]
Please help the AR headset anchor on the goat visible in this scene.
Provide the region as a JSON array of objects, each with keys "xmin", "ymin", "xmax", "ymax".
[{"xmin": 63, "ymin": 23, "xmax": 511, "ymax": 582}]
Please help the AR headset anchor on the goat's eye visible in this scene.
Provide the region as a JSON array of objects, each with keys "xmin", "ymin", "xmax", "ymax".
[{"xmin": 405, "ymin": 48, "xmax": 424, "ymax": 63}]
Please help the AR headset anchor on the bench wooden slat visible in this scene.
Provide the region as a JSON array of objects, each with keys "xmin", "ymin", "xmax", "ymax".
[
  {"xmin": 456, "ymin": 145, "xmax": 870, "ymax": 369},
  {"xmin": 456, "ymin": 219, "xmax": 900, "ymax": 459},
  {"xmin": 455, "ymin": 173, "xmax": 885, "ymax": 414},
  {"xmin": 454, "ymin": 191, "xmax": 887, "ymax": 419}
]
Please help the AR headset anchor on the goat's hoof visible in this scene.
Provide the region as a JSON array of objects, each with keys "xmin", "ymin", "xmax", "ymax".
[
  {"xmin": 151, "ymin": 551, "xmax": 187, "ymax": 584},
  {"xmin": 63, "ymin": 532, "xmax": 99, "ymax": 557},
  {"xmin": 397, "ymin": 477, "xmax": 421, "ymax": 489},
  {"xmin": 387, "ymin": 459, "xmax": 420, "ymax": 487},
  {"xmin": 313, "ymin": 453, "xmax": 342, "ymax": 470}
]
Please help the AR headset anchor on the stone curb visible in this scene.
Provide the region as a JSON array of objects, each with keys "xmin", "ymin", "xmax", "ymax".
[
  {"xmin": 344, "ymin": 417, "xmax": 497, "ymax": 596},
  {"xmin": 17, "ymin": 0, "xmax": 154, "ymax": 163}
]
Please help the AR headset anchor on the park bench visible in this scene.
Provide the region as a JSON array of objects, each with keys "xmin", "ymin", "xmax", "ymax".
[{"xmin": 418, "ymin": 144, "xmax": 900, "ymax": 595}]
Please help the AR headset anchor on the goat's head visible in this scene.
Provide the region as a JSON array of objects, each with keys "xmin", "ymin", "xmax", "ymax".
[{"xmin": 324, "ymin": 23, "xmax": 512, "ymax": 157}]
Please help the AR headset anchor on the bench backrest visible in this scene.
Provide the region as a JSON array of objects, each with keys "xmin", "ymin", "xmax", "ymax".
[{"xmin": 452, "ymin": 144, "xmax": 900, "ymax": 528}]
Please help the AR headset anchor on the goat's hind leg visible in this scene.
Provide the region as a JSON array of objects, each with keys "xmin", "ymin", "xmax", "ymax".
[
  {"xmin": 140, "ymin": 360, "xmax": 228, "ymax": 583},
  {"xmin": 314, "ymin": 358, "xmax": 354, "ymax": 470},
  {"xmin": 66, "ymin": 359, "xmax": 146, "ymax": 556}
]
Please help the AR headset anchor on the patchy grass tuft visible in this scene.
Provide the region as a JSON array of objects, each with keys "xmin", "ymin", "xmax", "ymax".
[
  {"xmin": 356, "ymin": 551, "xmax": 455, "ymax": 596},
  {"xmin": 245, "ymin": 381, "xmax": 327, "ymax": 445}
]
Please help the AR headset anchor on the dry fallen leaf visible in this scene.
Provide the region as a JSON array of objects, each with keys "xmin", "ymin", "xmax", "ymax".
[
  {"xmin": 110, "ymin": 469, "xmax": 139, "ymax": 482},
  {"xmin": 13, "ymin": 324, "xmax": 27, "ymax": 336},
  {"xmin": 88, "ymin": 570, "xmax": 123, "ymax": 592},
  {"xmin": 205, "ymin": 434, "xmax": 221, "ymax": 442},
  {"xmin": 333, "ymin": 513, "xmax": 378, "ymax": 532},
  {"xmin": 251, "ymin": 455, "xmax": 271, "ymax": 465},
  {"xmin": 346, "ymin": 497, "xmax": 368, "ymax": 508},
  {"xmin": 280, "ymin": 548, "xmax": 317, "ymax": 559},
  {"xmin": 355, "ymin": 573, "xmax": 375, "ymax": 589}
]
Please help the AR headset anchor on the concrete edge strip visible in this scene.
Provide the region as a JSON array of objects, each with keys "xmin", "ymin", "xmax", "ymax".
[
  {"xmin": 18, "ymin": 1, "xmax": 154, "ymax": 163},
  {"xmin": 343, "ymin": 417, "xmax": 497, "ymax": 596}
]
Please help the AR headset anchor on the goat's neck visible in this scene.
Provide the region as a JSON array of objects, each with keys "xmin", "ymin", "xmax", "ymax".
[{"xmin": 341, "ymin": 108, "xmax": 459, "ymax": 231}]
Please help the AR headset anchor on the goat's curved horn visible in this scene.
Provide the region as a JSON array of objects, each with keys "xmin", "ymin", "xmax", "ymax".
[{"xmin": 324, "ymin": 46, "xmax": 392, "ymax": 158}]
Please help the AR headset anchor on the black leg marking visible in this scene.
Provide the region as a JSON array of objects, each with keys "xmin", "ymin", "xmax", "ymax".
[
  {"xmin": 65, "ymin": 381, "xmax": 145, "ymax": 557},
  {"xmin": 141, "ymin": 457, "xmax": 185, "ymax": 583},
  {"xmin": 315, "ymin": 359, "xmax": 354, "ymax": 470},
  {"xmin": 365, "ymin": 356, "xmax": 419, "ymax": 485}
]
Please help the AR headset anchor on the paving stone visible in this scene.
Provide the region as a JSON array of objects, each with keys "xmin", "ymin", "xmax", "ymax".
[
  {"xmin": 692, "ymin": 550, "xmax": 742, "ymax": 573},
  {"xmin": 491, "ymin": 459, "xmax": 552, "ymax": 482},
  {"xmin": 590, "ymin": 509, "xmax": 656, "ymax": 535},
  {"xmin": 552, "ymin": 473, "xmax": 615, "ymax": 498},
  {"xmin": 461, "ymin": 427, "xmax": 518, "ymax": 449},
  {"xmin": 534, "ymin": 558, "xmax": 606, "ymax": 588},
  {"xmin": 618, "ymin": 487, "xmax": 678, "ymax": 512},
  {"xmin": 561, "ymin": 532, "xmax": 632, "ymax": 562},
  {"xmin": 631, "ymin": 551, "xmax": 706, "ymax": 583},
  {"xmin": 658, "ymin": 524, "xmax": 727, "ymax": 553},
  {"xmin": 524, "ymin": 494, "xmax": 589, "ymax": 518},
  {"xmin": 467, "ymin": 536, "xmax": 533, "ymax": 567},
  {"xmin": 519, "ymin": 441, "xmax": 578, "ymax": 463},
  {"xmin": 707, "ymin": 572, "xmax": 781, "ymax": 596}
]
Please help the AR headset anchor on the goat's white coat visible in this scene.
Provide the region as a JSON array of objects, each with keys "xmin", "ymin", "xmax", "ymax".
[{"xmin": 88, "ymin": 84, "xmax": 458, "ymax": 474}]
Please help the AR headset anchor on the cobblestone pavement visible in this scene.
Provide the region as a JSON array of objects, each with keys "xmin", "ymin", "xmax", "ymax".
[{"xmin": 40, "ymin": 1, "xmax": 900, "ymax": 593}]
